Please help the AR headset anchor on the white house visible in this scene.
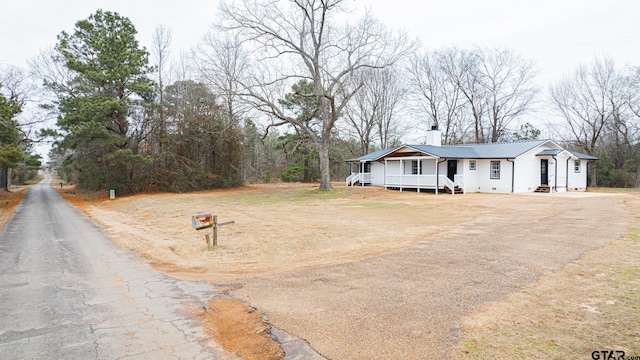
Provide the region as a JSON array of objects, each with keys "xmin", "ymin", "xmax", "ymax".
[{"xmin": 345, "ymin": 129, "xmax": 597, "ymax": 194}]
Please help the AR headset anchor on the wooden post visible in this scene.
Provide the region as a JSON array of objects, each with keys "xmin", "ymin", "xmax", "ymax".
[
  {"xmin": 193, "ymin": 213, "xmax": 233, "ymax": 250},
  {"xmin": 212, "ymin": 215, "xmax": 218, "ymax": 247}
]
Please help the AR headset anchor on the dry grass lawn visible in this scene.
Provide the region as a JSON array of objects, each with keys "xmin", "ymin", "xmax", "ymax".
[
  {"xmin": 45, "ymin": 181, "xmax": 640, "ymax": 359},
  {"xmin": 75, "ymin": 183, "xmax": 476, "ymax": 282},
  {"xmin": 0, "ymin": 186, "xmax": 29, "ymax": 229},
  {"xmin": 458, "ymin": 193, "xmax": 640, "ymax": 359}
]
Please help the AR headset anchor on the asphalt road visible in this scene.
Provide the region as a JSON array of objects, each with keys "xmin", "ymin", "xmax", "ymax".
[{"xmin": 0, "ymin": 175, "xmax": 234, "ymax": 359}]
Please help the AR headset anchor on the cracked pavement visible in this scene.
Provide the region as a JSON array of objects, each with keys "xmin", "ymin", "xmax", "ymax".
[{"xmin": 0, "ymin": 175, "xmax": 237, "ymax": 359}]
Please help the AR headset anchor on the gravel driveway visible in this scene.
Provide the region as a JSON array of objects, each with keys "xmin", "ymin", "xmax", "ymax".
[{"xmin": 227, "ymin": 192, "xmax": 634, "ymax": 359}]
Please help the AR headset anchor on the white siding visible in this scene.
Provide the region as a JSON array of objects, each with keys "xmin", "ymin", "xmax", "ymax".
[
  {"xmin": 356, "ymin": 141, "xmax": 593, "ymax": 194},
  {"xmin": 386, "ymin": 161, "xmax": 401, "ymax": 176},
  {"xmin": 468, "ymin": 159, "xmax": 513, "ymax": 193},
  {"xmin": 460, "ymin": 159, "xmax": 478, "ymax": 192},
  {"xmin": 515, "ymin": 145, "xmax": 552, "ymax": 193},
  {"xmin": 553, "ymin": 155, "xmax": 570, "ymax": 192},
  {"xmin": 422, "ymin": 160, "xmax": 438, "ymax": 175},
  {"xmin": 512, "ymin": 157, "xmax": 535, "ymax": 193},
  {"xmin": 567, "ymin": 159, "xmax": 588, "ymax": 191},
  {"xmin": 510, "ymin": 143, "xmax": 571, "ymax": 193},
  {"xmin": 370, "ymin": 162, "xmax": 385, "ymax": 186}
]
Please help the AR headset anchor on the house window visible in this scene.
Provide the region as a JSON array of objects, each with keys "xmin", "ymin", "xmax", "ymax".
[
  {"xmin": 490, "ymin": 161, "xmax": 500, "ymax": 179},
  {"xmin": 411, "ymin": 160, "xmax": 422, "ymax": 175},
  {"xmin": 364, "ymin": 162, "xmax": 371, "ymax": 173},
  {"xmin": 469, "ymin": 160, "xmax": 476, "ymax": 170},
  {"xmin": 574, "ymin": 160, "xmax": 581, "ymax": 173}
]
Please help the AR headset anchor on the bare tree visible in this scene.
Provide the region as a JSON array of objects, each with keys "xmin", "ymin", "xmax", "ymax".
[
  {"xmin": 439, "ymin": 48, "xmax": 489, "ymax": 143},
  {"xmin": 627, "ymin": 65, "xmax": 640, "ymax": 119},
  {"xmin": 29, "ymin": 47, "xmax": 75, "ymax": 94},
  {"xmin": 411, "ymin": 47, "xmax": 539, "ymax": 144},
  {"xmin": 194, "ymin": 33, "xmax": 250, "ymax": 127},
  {"xmin": 193, "ymin": 32, "xmax": 259, "ymax": 182},
  {"xmin": 408, "ymin": 50, "xmax": 470, "ymax": 144},
  {"xmin": 0, "ymin": 65, "xmax": 38, "ymax": 109},
  {"xmin": 151, "ymin": 25, "xmax": 172, "ymax": 159},
  {"xmin": 549, "ymin": 57, "xmax": 628, "ymax": 186},
  {"xmin": 342, "ymin": 70, "xmax": 377, "ymax": 155},
  {"xmin": 1, "ymin": 64, "xmax": 50, "ymax": 149},
  {"xmin": 624, "ymin": 65, "xmax": 640, "ymax": 186},
  {"xmin": 216, "ymin": 0, "xmax": 412, "ymax": 190},
  {"xmin": 372, "ymin": 68, "xmax": 406, "ymax": 150},
  {"xmin": 479, "ymin": 47, "xmax": 539, "ymax": 142},
  {"xmin": 550, "ymin": 58, "xmax": 620, "ymax": 156},
  {"xmin": 29, "ymin": 47, "xmax": 75, "ymax": 126},
  {"xmin": 343, "ymin": 67, "xmax": 405, "ymax": 154}
]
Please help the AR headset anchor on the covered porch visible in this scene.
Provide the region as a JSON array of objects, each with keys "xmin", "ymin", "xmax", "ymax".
[
  {"xmin": 346, "ymin": 161, "xmax": 372, "ymax": 186},
  {"xmin": 345, "ymin": 145, "xmax": 466, "ymax": 194},
  {"xmin": 535, "ymin": 149, "xmax": 572, "ymax": 193},
  {"xmin": 383, "ymin": 156, "xmax": 465, "ymax": 194}
]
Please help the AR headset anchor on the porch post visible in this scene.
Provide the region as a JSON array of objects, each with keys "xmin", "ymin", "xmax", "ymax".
[
  {"xmin": 384, "ymin": 158, "xmax": 388, "ymax": 190},
  {"xmin": 360, "ymin": 161, "xmax": 364, "ymax": 187},
  {"xmin": 417, "ymin": 159, "xmax": 421, "ymax": 193},
  {"xmin": 400, "ymin": 159, "xmax": 403, "ymax": 192},
  {"xmin": 435, "ymin": 158, "xmax": 439, "ymax": 195}
]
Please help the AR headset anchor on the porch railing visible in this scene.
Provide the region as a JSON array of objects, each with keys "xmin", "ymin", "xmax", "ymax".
[
  {"xmin": 346, "ymin": 173, "xmax": 359, "ymax": 186},
  {"xmin": 454, "ymin": 174, "xmax": 466, "ymax": 194},
  {"xmin": 443, "ymin": 177, "xmax": 456, "ymax": 194},
  {"xmin": 385, "ymin": 174, "xmax": 466, "ymax": 194},
  {"xmin": 346, "ymin": 173, "xmax": 372, "ymax": 186},
  {"xmin": 385, "ymin": 174, "xmax": 441, "ymax": 188}
]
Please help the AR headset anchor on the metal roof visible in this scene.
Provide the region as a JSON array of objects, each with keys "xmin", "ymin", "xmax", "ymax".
[
  {"xmin": 536, "ymin": 148, "xmax": 599, "ymax": 160},
  {"xmin": 347, "ymin": 140, "xmax": 600, "ymax": 163},
  {"xmin": 345, "ymin": 148, "xmax": 395, "ymax": 162},
  {"xmin": 408, "ymin": 140, "xmax": 551, "ymax": 159},
  {"xmin": 568, "ymin": 151, "xmax": 599, "ymax": 160},
  {"xmin": 536, "ymin": 149, "xmax": 565, "ymax": 156},
  {"xmin": 408, "ymin": 144, "xmax": 476, "ymax": 158}
]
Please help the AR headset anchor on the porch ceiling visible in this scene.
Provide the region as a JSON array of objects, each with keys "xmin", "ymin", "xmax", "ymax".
[{"xmin": 385, "ymin": 151, "xmax": 429, "ymax": 158}]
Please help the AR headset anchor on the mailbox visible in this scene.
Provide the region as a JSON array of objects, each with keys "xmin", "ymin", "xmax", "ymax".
[{"xmin": 192, "ymin": 212, "xmax": 213, "ymax": 230}]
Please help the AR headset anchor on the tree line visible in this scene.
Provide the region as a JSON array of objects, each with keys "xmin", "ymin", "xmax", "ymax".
[
  {"xmin": 0, "ymin": 66, "xmax": 43, "ymax": 190},
  {"xmin": 2, "ymin": 0, "xmax": 638, "ymax": 193}
]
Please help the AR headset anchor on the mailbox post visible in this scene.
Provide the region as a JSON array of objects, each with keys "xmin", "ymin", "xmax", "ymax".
[
  {"xmin": 212, "ymin": 215, "xmax": 218, "ymax": 247},
  {"xmin": 191, "ymin": 212, "xmax": 234, "ymax": 250}
]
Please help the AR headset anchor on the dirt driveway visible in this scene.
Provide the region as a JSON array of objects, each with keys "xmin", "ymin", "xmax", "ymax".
[{"xmin": 80, "ymin": 184, "xmax": 635, "ymax": 359}]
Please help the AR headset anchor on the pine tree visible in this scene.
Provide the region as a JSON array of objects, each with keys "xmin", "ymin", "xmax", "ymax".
[
  {"xmin": 0, "ymin": 88, "xmax": 23, "ymax": 190},
  {"xmin": 49, "ymin": 10, "xmax": 155, "ymax": 193}
]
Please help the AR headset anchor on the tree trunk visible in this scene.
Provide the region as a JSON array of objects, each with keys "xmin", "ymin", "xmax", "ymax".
[
  {"xmin": 0, "ymin": 167, "xmax": 9, "ymax": 191},
  {"xmin": 318, "ymin": 138, "xmax": 332, "ymax": 190},
  {"xmin": 303, "ymin": 156, "xmax": 310, "ymax": 182},
  {"xmin": 473, "ymin": 109, "xmax": 482, "ymax": 143}
]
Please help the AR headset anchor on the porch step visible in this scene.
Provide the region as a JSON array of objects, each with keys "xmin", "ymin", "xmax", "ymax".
[
  {"xmin": 444, "ymin": 186, "xmax": 464, "ymax": 194},
  {"xmin": 535, "ymin": 186, "xmax": 551, "ymax": 193}
]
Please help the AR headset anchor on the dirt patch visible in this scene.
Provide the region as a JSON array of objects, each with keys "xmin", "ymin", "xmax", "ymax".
[
  {"xmin": 0, "ymin": 187, "xmax": 29, "ymax": 229},
  {"xmin": 53, "ymin": 181, "xmax": 109, "ymax": 211},
  {"xmin": 194, "ymin": 298, "xmax": 284, "ymax": 360},
  {"xmin": 457, "ymin": 194, "xmax": 640, "ymax": 358}
]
